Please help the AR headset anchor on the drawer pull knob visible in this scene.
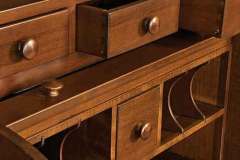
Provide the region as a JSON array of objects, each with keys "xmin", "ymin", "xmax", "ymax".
[
  {"xmin": 145, "ymin": 16, "xmax": 160, "ymax": 34},
  {"xmin": 43, "ymin": 80, "xmax": 64, "ymax": 97},
  {"xmin": 136, "ymin": 123, "xmax": 152, "ymax": 140},
  {"xmin": 18, "ymin": 38, "xmax": 38, "ymax": 60}
]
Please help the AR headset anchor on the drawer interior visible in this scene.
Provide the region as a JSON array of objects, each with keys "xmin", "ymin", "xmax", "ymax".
[
  {"xmin": 34, "ymin": 109, "xmax": 112, "ymax": 160},
  {"xmin": 89, "ymin": 0, "xmax": 140, "ymax": 10},
  {"xmin": 0, "ymin": 0, "xmax": 44, "ymax": 11},
  {"xmin": 160, "ymin": 53, "xmax": 228, "ymax": 144}
]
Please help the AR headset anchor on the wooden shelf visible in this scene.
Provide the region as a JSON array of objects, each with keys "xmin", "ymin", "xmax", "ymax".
[
  {"xmin": 161, "ymin": 107, "xmax": 224, "ymax": 144},
  {"xmin": 145, "ymin": 108, "xmax": 224, "ymax": 159}
]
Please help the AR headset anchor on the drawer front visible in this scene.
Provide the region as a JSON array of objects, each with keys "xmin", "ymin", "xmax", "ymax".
[
  {"xmin": 108, "ymin": 0, "xmax": 179, "ymax": 57},
  {"xmin": 77, "ymin": 0, "xmax": 179, "ymax": 58},
  {"xmin": 117, "ymin": 87, "xmax": 161, "ymax": 160},
  {"xmin": 0, "ymin": 10, "xmax": 69, "ymax": 78}
]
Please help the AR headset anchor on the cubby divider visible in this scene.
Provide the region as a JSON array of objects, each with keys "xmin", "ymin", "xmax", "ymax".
[
  {"xmin": 162, "ymin": 66, "xmax": 206, "ymax": 135},
  {"xmin": 163, "ymin": 76, "xmax": 185, "ymax": 133},
  {"xmin": 161, "ymin": 58, "xmax": 226, "ymax": 144},
  {"xmin": 35, "ymin": 109, "xmax": 112, "ymax": 160},
  {"xmin": 170, "ymin": 67, "xmax": 206, "ymax": 121}
]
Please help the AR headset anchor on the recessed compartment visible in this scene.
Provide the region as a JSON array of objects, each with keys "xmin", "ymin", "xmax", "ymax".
[
  {"xmin": 116, "ymin": 86, "xmax": 161, "ymax": 160},
  {"xmin": 0, "ymin": 10, "xmax": 69, "ymax": 78},
  {"xmin": 77, "ymin": 0, "xmax": 179, "ymax": 58},
  {"xmin": 180, "ymin": 0, "xmax": 240, "ymax": 38},
  {"xmin": 161, "ymin": 53, "xmax": 228, "ymax": 144},
  {"xmin": 35, "ymin": 109, "xmax": 112, "ymax": 160},
  {"xmin": 154, "ymin": 118, "xmax": 223, "ymax": 160}
]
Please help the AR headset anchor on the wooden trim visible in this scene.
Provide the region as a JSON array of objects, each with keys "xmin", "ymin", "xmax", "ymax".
[
  {"xmin": 0, "ymin": 35, "xmax": 230, "ymax": 143},
  {"xmin": 144, "ymin": 109, "xmax": 225, "ymax": 159}
]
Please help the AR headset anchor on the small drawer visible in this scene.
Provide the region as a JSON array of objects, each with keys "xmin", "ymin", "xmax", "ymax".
[
  {"xmin": 117, "ymin": 86, "xmax": 161, "ymax": 160},
  {"xmin": 0, "ymin": 10, "xmax": 69, "ymax": 78},
  {"xmin": 77, "ymin": 0, "xmax": 179, "ymax": 58}
]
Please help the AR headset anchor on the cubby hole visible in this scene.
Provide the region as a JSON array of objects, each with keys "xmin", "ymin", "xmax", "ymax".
[
  {"xmin": 154, "ymin": 118, "xmax": 223, "ymax": 160},
  {"xmin": 34, "ymin": 109, "xmax": 112, "ymax": 160},
  {"xmin": 161, "ymin": 53, "xmax": 228, "ymax": 144}
]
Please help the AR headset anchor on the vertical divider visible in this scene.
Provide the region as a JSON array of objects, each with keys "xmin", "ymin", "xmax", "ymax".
[
  {"xmin": 111, "ymin": 106, "xmax": 117, "ymax": 160},
  {"xmin": 158, "ymin": 84, "xmax": 164, "ymax": 145},
  {"xmin": 162, "ymin": 64, "xmax": 208, "ymax": 134},
  {"xmin": 170, "ymin": 66, "xmax": 206, "ymax": 121},
  {"xmin": 163, "ymin": 76, "xmax": 185, "ymax": 133}
]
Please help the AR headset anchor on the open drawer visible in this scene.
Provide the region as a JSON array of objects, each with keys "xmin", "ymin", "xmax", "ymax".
[
  {"xmin": 0, "ymin": 124, "xmax": 46, "ymax": 160},
  {"xmin": 77, "ymin": 0, "xmax": 179, "ymax": 58}
]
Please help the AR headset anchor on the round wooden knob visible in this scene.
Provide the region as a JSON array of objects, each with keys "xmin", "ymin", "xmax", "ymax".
[
  {"xmin": 136, "ymin": 123, "xmax": 152, "ymax": 140},
  {"xmin": 145, "ymin": 16, "xmax": 160, "ymax": 34},
  {"xmin": 43, "ymin": 80, "xmax": 64, "ymax": 97},
  {"xmin": 18, "ymin": 38, "xmax": 38, "ymax": 60}
]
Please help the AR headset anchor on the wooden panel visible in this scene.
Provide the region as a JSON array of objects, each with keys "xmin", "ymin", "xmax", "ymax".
[
  {"xmin": 192, "ymin": 57, "xmax": 222, "ymax": 105},
  {"xmin": 224, "ymin": 35, "xmax": 240, "ymax": 160},
  {"xmin": 222, "ymin": 0, "xmax": 240, "ymax": 38},
  {"xmin": 117, "ymin": 87, "xmax": 160, "ymax": 160},
  {"xmin": 170, "ymin": 119, "xmax": 223, "ymax": 160},
  {"xmin": 180, "ymin": 0, "xmax": 222, "ymax": 36},
  {"xmin": 0, "ymin": 124, "xmax": 46, "ymax": 160},
  {"xmin": 76, "ymin": 5, "xmax": 107, "ymax": 56},
  {"xmin": 77, "ymin": 0, "xmax": 179, "ymax": 58},
  {"xmin": 180, "ymin": 0, "xmax": 240, "ymax": 38},
  {"xmin": 0, "ymin": 10, "xmax": 69, "ymax": 78}
]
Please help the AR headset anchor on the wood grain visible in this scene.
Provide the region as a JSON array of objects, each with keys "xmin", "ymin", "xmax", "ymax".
[
  {"xmin": 117, "ymin": 87, "xmax": 160, "ymax": 160},
  {"xmin": 0, "ymin": 34, "xmax": 230, "ymax": 142},
  {"xmin": 180, "ymin": 0, "xmax": 240, "ymax": 38},
  {"xmin": 77, "ymin": 0, "xmax": 179, "ymax": 57},
  {"xmin": 0, "ymin": 10, "xmax": 69, "ymax": 78},
  {"xmin": 0, "ymin": 124, "xmax": 46, "ymax": 160}
]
